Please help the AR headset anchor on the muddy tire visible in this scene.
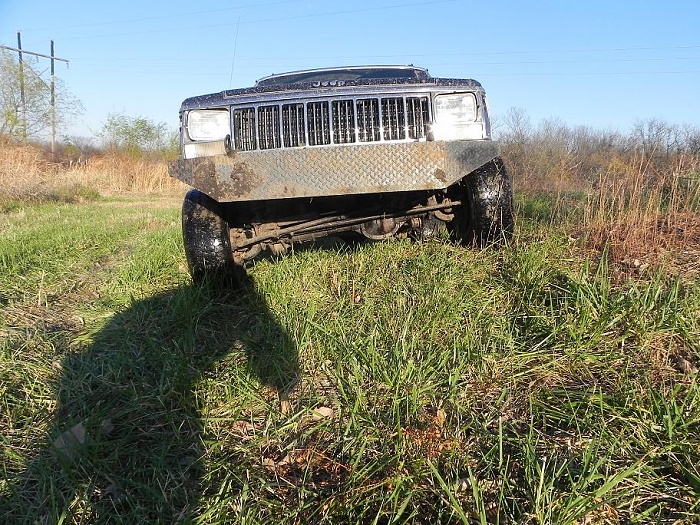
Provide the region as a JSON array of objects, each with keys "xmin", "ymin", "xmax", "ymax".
[
  {"xmin": 449, "ymin": 157, "xmax": 514, "ymax": 247},
  {"xmin": 182, "ymin": 189, "xmax": 245, "ymax": 285}
]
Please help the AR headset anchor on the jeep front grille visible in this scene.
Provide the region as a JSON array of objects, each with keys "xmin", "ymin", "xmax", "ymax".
[
  {"xmin": 232, "ymin": 96, "xmax": 430, "ymax": 151},
  {"xmin": 307, "ymin": 101, "xmax": 330, "ymax": 146},
  {"xmin": 258, "ymin": 105, "xmax": 281, "ymax": 149},
  {"xmin": 233, "ymin": 107, "xmax": 256, "ymax": 151},
  {"xmin": 283, "ymin": 103, "xmax": 305, "ymax": 147},
  {"xmin": 332, "ymin": 100, "xmax": 355, "ymax": 144}
]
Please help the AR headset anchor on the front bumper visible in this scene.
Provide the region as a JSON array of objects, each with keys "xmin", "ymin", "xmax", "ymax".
[{"xmin": 168, "ymin": 140, "xmax": 500, "ymax": 202}]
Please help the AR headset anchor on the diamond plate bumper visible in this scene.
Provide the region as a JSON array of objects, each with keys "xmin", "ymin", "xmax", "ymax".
[{"xmin": 168, "ymin": 140, "xmax": 500, "ymax": 202}]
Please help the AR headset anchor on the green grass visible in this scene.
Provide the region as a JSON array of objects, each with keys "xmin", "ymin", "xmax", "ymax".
[
  {"xmin": 1, "ymin": 198, "xmax": 699, "ymax": 524},
  {"xmin": 514, "ymin": 191, "xmax": 588, "ymax": 227}
]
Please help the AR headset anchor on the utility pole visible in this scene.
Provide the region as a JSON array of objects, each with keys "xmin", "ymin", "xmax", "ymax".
[
  {"xmin": 50, "ymin": 40, "xmax": 56, "ymax": 158},
  {"xmin": 17, "ymin": 32, "xmax": 26, "ymax": 141},
  {"xmin": 1, "ymin": 34, "xmax": 69, "ymax": 151}
]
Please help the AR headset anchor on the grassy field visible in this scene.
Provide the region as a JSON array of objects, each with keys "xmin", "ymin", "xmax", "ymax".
[{"xmin": 1, "ymin": 144, "xmax": 700, "ymax": 523}]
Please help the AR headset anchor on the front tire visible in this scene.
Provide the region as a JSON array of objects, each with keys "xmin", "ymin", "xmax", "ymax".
[
  {"xmin": 182, "ymin": 189, "xmax": 245, "ymax": 285},
  {"xmin": 449, "ymin": 157, "xmax": 514, "ymax": 247}
]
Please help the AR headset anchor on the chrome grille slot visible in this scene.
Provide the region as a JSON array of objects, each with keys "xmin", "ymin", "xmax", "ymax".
[
  {"xmin": 307, "ymin": 101, "xmax": 331, "ymax": 146},
  {"xmin": 258, "ymin": 105, "xmax": 281, "ymax": 149},
  {"xmin": 233, "ymin": 108, "xmax": 256, "ymax": 151},
  {"xmin": 382, "ymin": 97, "xmax": 405, "ymax": 141},
  {"xmin": 231, "ymin": 95, "xmax": 431, "ymax": 151},
  {"xmin": 357, "ymin": 98, "xmax": 380, "ymax": 142},
  {"xmin": 282, "ymin": 103, "xmax": 305, "ymax": 147},
  {"xmin": 332, "ymin": 100, "xmax": 356, "ymax": 144},
  {"xmin": 407, "ymin": 97, "xmax": 429, "ymax": 139}
]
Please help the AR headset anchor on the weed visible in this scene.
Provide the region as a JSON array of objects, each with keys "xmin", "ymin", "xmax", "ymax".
[{"xmin": 1, "ymin": 196, "xmax": 699, "ymax": 523}]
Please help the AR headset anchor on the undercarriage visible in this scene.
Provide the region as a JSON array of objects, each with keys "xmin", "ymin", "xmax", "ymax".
[
  {"xmin": 180, "ymin": 157, "xmax": 514, "ymax": 284},
  {"xmin": 221, "ymin": 190, "xmax": 458, "ymax": 264}
]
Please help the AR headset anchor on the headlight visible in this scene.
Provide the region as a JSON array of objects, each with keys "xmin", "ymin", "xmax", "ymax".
[
  {"xmin": 432, "ymin": 93, "xmax": 483, "ymax": 140},
  {"xmin": 187, "ymin": 109, "xmax": 230, "ymax": 141}
]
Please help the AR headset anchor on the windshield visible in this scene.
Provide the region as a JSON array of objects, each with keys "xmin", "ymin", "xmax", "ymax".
[{"xmin": 256, "ymin": 66, "xmax": 429, "ymax": 87}]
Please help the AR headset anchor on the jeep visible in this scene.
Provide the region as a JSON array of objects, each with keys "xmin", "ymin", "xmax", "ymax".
[{"xmin": 169, "ymin": 65, "xmax": 514, "ymax": 282}]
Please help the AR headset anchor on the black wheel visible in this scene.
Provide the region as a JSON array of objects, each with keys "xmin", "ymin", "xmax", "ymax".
[
  {"xmin": 182, "ymin": 189, "xmax": 246, "ymax": 285},
  {"xmin": 449, "ymin": 157, "xmax": 514, "ymax": 247}
]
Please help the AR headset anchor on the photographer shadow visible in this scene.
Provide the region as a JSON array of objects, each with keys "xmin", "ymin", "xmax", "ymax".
[{"xmin": 2, "ymin": 276, "xmax": 298, "ymax": 522}]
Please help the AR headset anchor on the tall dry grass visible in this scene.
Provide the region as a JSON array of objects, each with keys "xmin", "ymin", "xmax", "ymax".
[
  {"xmin": 3, "ymin": 132, "xmax": 699, "ymax": 272},
  {"xmin": 72, "ymin": 153, "xmax": 186, "ymax": 195},
  {"xmin": 0, "ymin": 141, "xmax": 186, "ymax": 203},
  {"xmin": 582, "ymin": 152, "xmax": 700, "ymax": 270},
  {"xmin": 500, "ymin": 115, "xmax": 700, "ymax": 273}
]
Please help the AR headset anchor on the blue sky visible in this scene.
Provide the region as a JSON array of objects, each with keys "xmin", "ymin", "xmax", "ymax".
[{"xmin": 1, "ymin": 0, "xmax": 699, "ymax": 140}]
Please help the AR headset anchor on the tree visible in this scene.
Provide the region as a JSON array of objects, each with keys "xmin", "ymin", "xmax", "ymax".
[
  {"xmin": 0, "ymin": 49, "xmax": 83, "ymax": 141},
  {"xmin": 98, "ymin": 113, "xmax": 175, "ymax": 155},
  {"xmin": 497, "ymin": 107, "xmax": 533, "ymax": 181}
]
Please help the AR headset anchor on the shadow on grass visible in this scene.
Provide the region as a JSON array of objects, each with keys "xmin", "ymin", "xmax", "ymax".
[{"xmin": 1, "ymin": 276, "xmax": 298, "ymax": 523}]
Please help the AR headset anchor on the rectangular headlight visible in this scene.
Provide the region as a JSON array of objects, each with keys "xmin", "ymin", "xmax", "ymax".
[
  {"xmin": 187, "ymin": 109, "xmax": 230, "ymax": 141},
  {"xmin": 432, "ymin": 93, "xmax": 482, "ymax": 140}
]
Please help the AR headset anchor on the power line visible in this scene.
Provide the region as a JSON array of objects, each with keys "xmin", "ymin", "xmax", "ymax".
[
  {"xmin": 482, "ymin": 70, "xmax": 700, "ymax": 77},
  {"xmin": 68, "ymin": 55, "xmax": 700, "ymax": 69},
  {"xmin": 19, "ymin": 0, "xmax": 303, "ymax": 33},
  {"xmin": 0, "ymin": 44, "xmax": 69, "ymax": 63},
  {"xmin": 55, "ymin": 0, "xmax": 462, "ymax": 41},
  {"xmin": 66, "ymin": 45, "xmax": 700, "ymax": 67},
  {"xmin": 1, "ymin": 33, "xmax": 69, "ymax": 155},
  {"xmin": 228, "ymin": 16, "xmax": 242, "ymax": 88}
]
